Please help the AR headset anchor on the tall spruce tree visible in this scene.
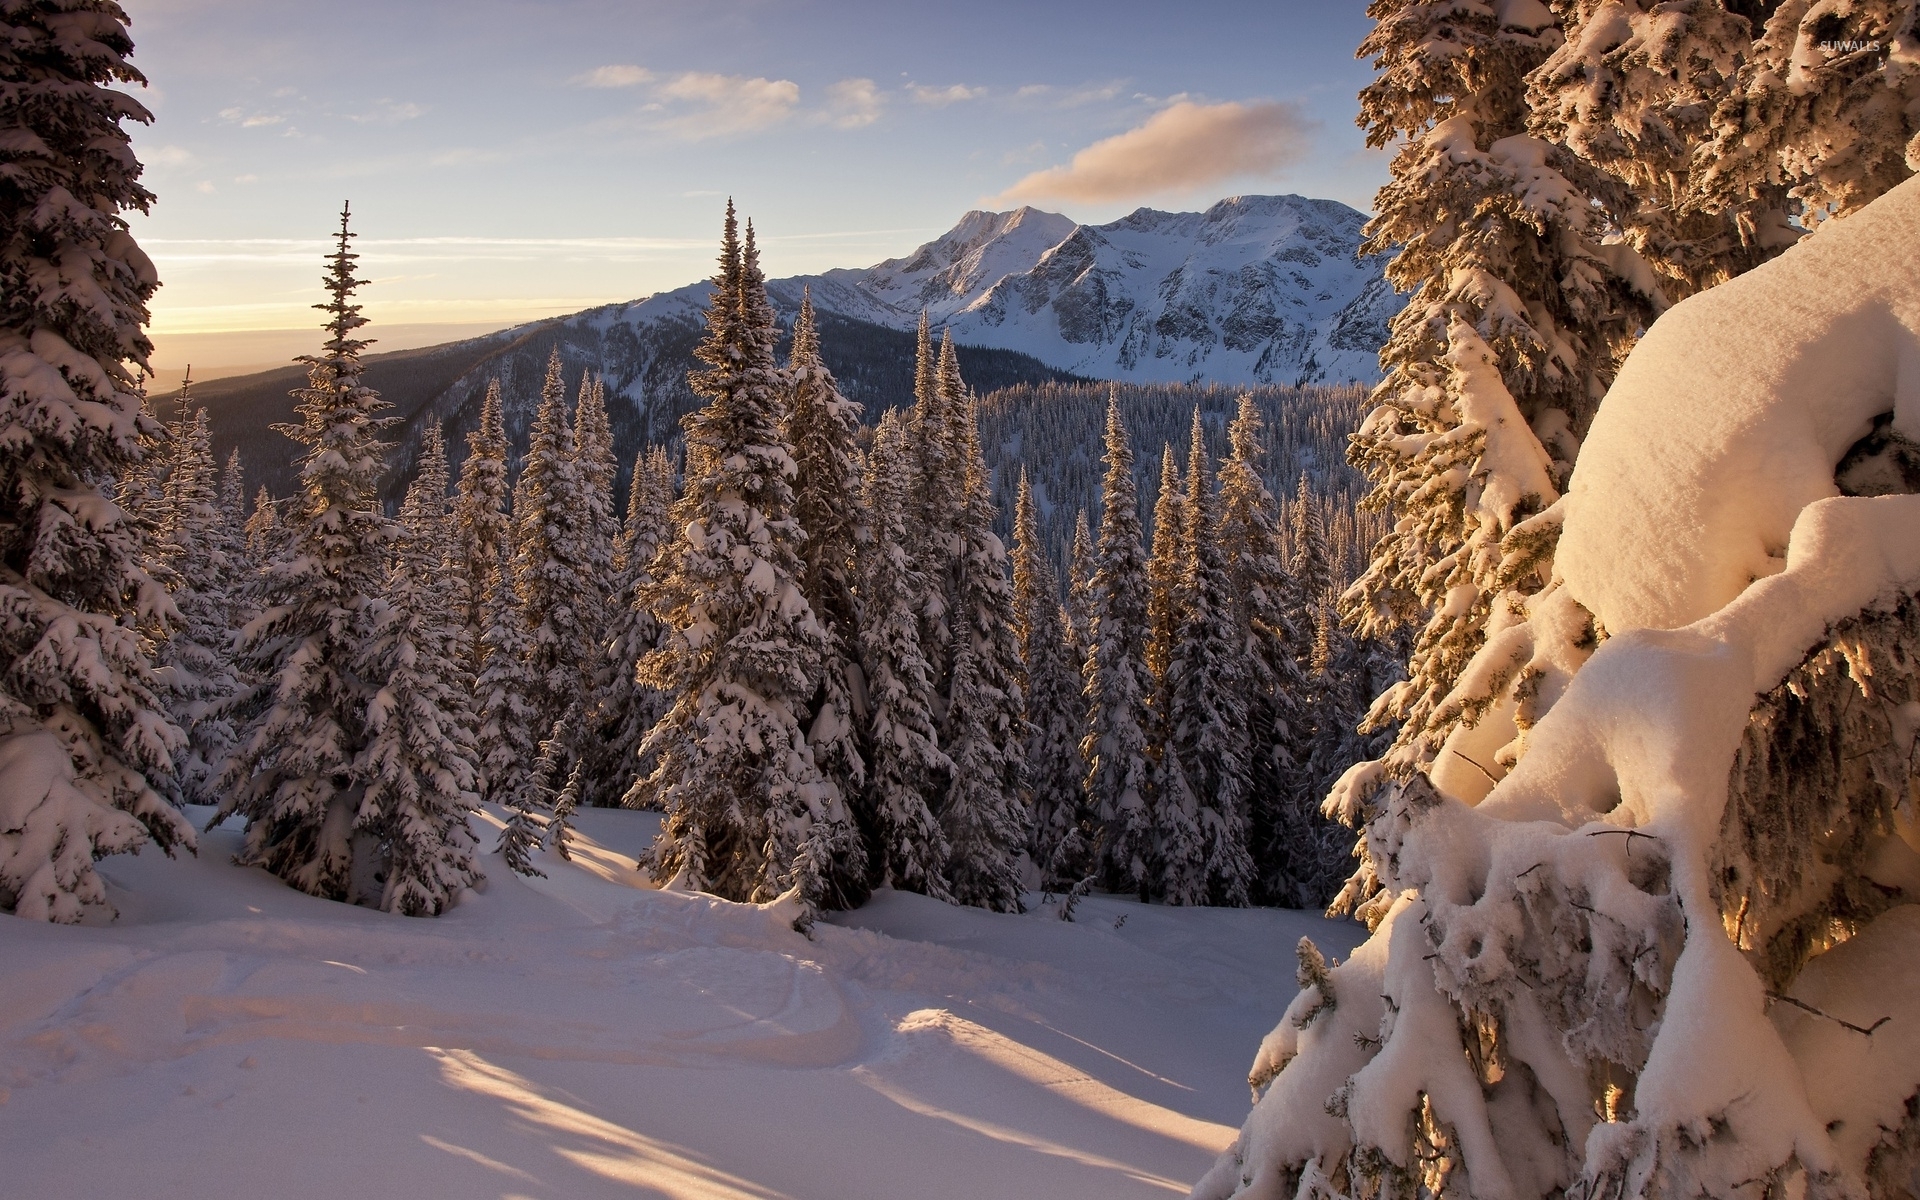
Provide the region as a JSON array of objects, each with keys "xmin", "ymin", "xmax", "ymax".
[
  {"xmin": 475, "ymin": 538, "xmax": 537, "ymax": 805},
  {"xmin": 1066, "ymin": 507, "xmax": 1095, "ymax": 662},
  {"xmin": 940, "ymin": 398, "xmax": 1030, "ymax": 913},
  {"xmin": 907, "ymin": 313, "xmax": 954, "ymax": 703},
  {"xmin": 453, "ymin": 378, "xmax": 510, "ymax": 685},
  {"xmin": 150, "ymin": 401, "xmax": 239, "ymax": 803},
  {"xmin": 244, "ymin": 485, "xmax": 280, "ymax": 565},
  {"xmin": 1082, "ymin": 389, "xmax": 1153, "ymax": 898},
  {"xmin": 213, "ymin": 205, "xmax": 402, "ymax": 905},
  {"xmin": 511, "ymin": 348, "xmax": 598, "ymax": 740},
  {"xmin": 1159, "ymin": 411, "xmax": 1253, "ymax": 907},
  {"xmin": 857, "ymin": 411, "xmax": 952, "ymax": 898},
  {"xmin": 583, "ymin": 448, "xmax": 672, "ymax": 807},
  {"xmin": 359, "ymin": 420, "xmax": 480, "ymax": 915},
  {"xmin": 634, "ymin": 203, "xmax": 857, "ymax": 916},
  {"xmin": 1013, "ymin": 471, "xmax": 1088, "ymax": 890},
  {"xmin": 1343, "ymin": 0, "xmax": 1658, "ymax": 788},
  {"xmin": 782, "ymin": 289, "xmax": 870, "ymax": 907},
  {"xmin": 1217, "ymin": 395, "xmax": 1316, "ymax": 906},
  {"xmin": 0, "ymin": 0, "xmax": 194, "ymax": 920}
]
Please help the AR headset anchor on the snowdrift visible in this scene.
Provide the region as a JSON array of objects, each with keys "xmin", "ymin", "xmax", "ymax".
[
  {"xmin": 0, "ymin": 804, "xmax": 1364, "ymax": 1199},
  {"xmin": 1197, "ymin": 178, "xmax": 1920, "ymax": 1200}
]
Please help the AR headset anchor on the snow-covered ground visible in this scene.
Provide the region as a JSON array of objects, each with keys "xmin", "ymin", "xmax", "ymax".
[{"xmin": 0, "ymin": 806, "xmax": 1364, "ymax": 1199}]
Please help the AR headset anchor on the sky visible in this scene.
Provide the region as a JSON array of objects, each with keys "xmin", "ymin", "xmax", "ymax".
[{"xmin": 121, "ymin": 0, "xmax": 1389, "ymax": 376}]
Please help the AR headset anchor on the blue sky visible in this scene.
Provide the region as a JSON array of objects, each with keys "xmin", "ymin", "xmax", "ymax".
[{"xmin": 123, "ymin": 0, "xmax": 1387, "ymax": 370}]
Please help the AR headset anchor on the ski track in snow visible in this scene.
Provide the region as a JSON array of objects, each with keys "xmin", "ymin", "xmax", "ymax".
[{"xmin": 0, "ymin": 806, "xmax": 1364, "ymax": 1199}]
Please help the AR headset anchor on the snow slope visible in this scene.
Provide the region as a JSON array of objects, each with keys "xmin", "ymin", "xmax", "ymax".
[{"xmin": 0, "ymin": 806, "xmax": 1364, "ymax": 1199}]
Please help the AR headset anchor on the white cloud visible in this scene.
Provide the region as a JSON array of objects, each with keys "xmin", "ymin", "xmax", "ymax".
[
  {"xmin": 576, "ymin": 64, "xmax": 653, "ymax": 89},
  {"xmin": 908, "ymin": 82, "xmax": 983, "ymax": 107},
  {"xmin": 651, "ymin": 72, "xmax": 800, "ymax": 140},
  {"xmin": 148, "ymin": 144, "xmax": 195, "ymax": 167},
  {"xmin": 997, "ymin": 99, "xmax": 1316, "ymax": 205},
  {"xmin": 219, "ymin": 106, "xmax": 285, "ymax": 128},
  {"xmin": 232, "ymin": 173, "xmax": 259, "ymax": 184},
  {"xmin": 349, "ymin": 100, "xmax": 424, "ymax": 124},
  {"xmin": 824, "ymin": 77, "xmax": 883, "ymax": 128},
  {"xmin": 195, "ymin": 180, "xmax": 216, "ymax": 194}
]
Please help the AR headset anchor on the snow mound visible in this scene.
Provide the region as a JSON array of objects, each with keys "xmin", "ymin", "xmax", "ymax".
[
  {"xmin": 1559, "ymin": 175, "xmax": 1920, "ymax": 635},
  {"xmin": 1198, "ymin": 179, "xmax": 1920, "ymax": 1200}
]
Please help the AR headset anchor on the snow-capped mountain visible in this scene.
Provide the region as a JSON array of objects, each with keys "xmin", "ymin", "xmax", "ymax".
[
  {"xmin": 196, "ymin": 195, "xmax": 1399, "ymax": 497},
  {"xmin": 619, "ymin": 195, "xmax": 1399, "ymax": 388}
]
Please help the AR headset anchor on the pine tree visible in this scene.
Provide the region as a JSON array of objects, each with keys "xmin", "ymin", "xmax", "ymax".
[
  {"xmin": 1012, "ymin": 471, "xmax": 1088, "ymax": 890},
  {"xmin": 150, "ymin": 400, "xmax": 240, "ymax": 803},
  {"xmin": 1343, "ymin": 0, "xmax": 1658, "ymax": 787},
  {"xmin": 213, "ymin": 205, "xmax": 401, "ymax": 905},
  {"xmin": 0, "ymin": 0, "xmax": 194, "ymax": 921},
  {"xmin": 1700, "ymin": 1, "xmax": 1920, "ymax": 228},
  {"xmin": 857, "ymin": 411, "xmax": 952, "ymax": 899},
  {"xmin": 359, "ymin": 421, "xmax": 480, "ymax": 915},
  {"xmin": 475, "ymin": 539, "xmax": 537, "ymax": 805},
  {"xmin": 1159, "ymin": 410, "xmax": 1253, "ymax": 906},
  {"xmin": 634, "ymin": 203, "xmax": 854, "ymax": 915},
  {"xmin": 512, "ymin": 348, "xmax": 598, "ymax": 737},
  {"xmin": 1144, "ymin": 445, "xmax": 1188, "ymax": 690},
  {"xmin": 1218, "ymin": 395, "xmax": 1317, "ymax": 906},
  {"xmin": 453, "ymin": 378, "xmax": 511, "ymax": 685},
  {"xmin": 583, "ymin": 448, "xmax": 672, "ymax": 807},
  {"xmin": 570, "ymin": 368, "xmax": 616, "ymax": 666},
  {"xmin": 782, "ymin": 288, "xmax": 870, "ymax": 908},
  {"xmin": 908, "ymin": 312, "xmax": 954, "ymax": 702},
  {"xmin": 1066, "ymin": 507, "xmax": 1095, "ymax": 662},
  {"xmin": 244, "ymin": 486, "xmax": 281, "ymax": 565},
  {"xmin": 1527, "ymin": 1, "xmax": 1792, "ymax": 300},
  {"xmin": 1082, "ymin": 388, "xmax": 1154, "ymax": 898},
  {"xmin": 940, "ymin": 396, "xmax": 1029, "ymax": 913},
  {"xmin": 497, "ymin": 715, "xmax": 566, "ymax": 879},
  {"xmin": 215, "ymin": 447, "xmax": 254, "ymax": 631}
]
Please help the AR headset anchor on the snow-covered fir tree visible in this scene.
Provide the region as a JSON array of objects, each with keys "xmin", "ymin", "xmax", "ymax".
[
  {"xmin": 581, "ymin": 447, "xmax": 672, "ymax": 807},
  {"xmin": 474, "ymin": 538, "xmax": 537, "ymax": 805},
  {"xmin": 1527, "ymin": 0, "xmax": 1793, "ymax": 299},
  {"xmin": 569, "ymin": 369, "xmax": 616, "ymax": 675},
  {"xmin": 358, "ymin": 420, "xmax": 480, "ymax": 916},
  {"xmin": 1700, "ymin": 0, "xmax": 1919, "ymax": 227},
  {"xmin": 214, "ymin": 446, "xmax": 254, "ymax": 632},
  {"xmin": 1341, "ymin": 0, "xmax": 1659, "ymax": 791},
  {"xmin": 149, "ymin": 400, "xmax": 240, "ymax": 803},
  {"xmin": 634, "ymin": 203, "xmax": 859, "ymax": 916},
  {"xmin": 244, "ymin": 485, "xmax": 281, "ymax": 566},
  {"xmin": 782, "ymin": 289, "xmax": 870, "ymax": 907},
  {"xmin": 1157, "ymin": 411, "xmax": 1253, "ymax": 907},
  {"xmin": 1013, "ymin": 471, "xmax": 1088, "ymax": 890},
  {"xmin": 1066, "ymin": 507, "xmax": 1095, "ymax": 662},
  {"xmin": 856, "ymin": 411, "xmax": 952, "ymax": 899},
  {"xmin": 939, "ymin": 395, "xmax": 1029, "ymax": 913},
  {"xmin": 907, "ymin": 313, "xmax": 955, "ymax": 702},
  {"xmin": 497, "ymin": 714, "xmax": 567, "ymax": 879},
  {"xmin": 1144, "ymin": 444, "xmax": 1188, "ymax": 691},
  {"xmin": 512, "ymin": 348, "xmax": 600, "ymax": 741},
  {"xmin": 213, "ymin": 205, "xmax": 403, "ymax": 906},
  {"xmin": 452, "ymin": 378, "xmax": 511, "ymax": 685},
  {"xmin": 0, "ymin": 0, "xmax": 194, "ymax": 921},
  {"xmin": 1217, "ymin": 394, "xmax": 1319, "ymax": 906},
  {"xmin": 1082, "ymin": 389, "xmax": 1153, "ymax": 899}
]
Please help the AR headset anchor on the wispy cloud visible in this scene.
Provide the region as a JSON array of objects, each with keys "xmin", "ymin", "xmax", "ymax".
[
  {"xmin": 349, "ymin": 100, "xmax": 425, "ymax": 124},
  {"xmin": 997, "ymin": 99, "xmax": 1316, "ymax": 204},
  {"xmin": 1013, "ymin": 81, "xmax": 1126, "ymax": 108},
  {"xmin": 824, "ymin": 77, "xmax": 883, "ymax": 128},
  {"xmin": 575, "ymin": 64, "xmax": 653, "ymax": 89},
  {"xmin": 219, "ymin": 106, "xmax": 284, "ymax": 128},
  {"xmin": 651, "ymin": 72, "xmax": 800, "ymax": 139},
  {"xmin": 907, "ymin": 82, "xmax": 983, "ymax": 107}
]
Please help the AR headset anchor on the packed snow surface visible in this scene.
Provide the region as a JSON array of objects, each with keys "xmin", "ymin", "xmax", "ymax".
[{"xmin": 0, "ymin": 806, "xmax": 1363, "ymax": 1199}]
